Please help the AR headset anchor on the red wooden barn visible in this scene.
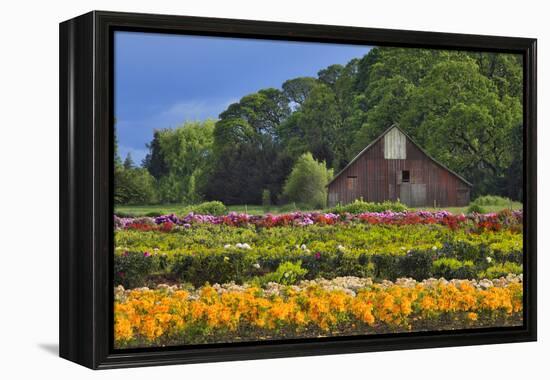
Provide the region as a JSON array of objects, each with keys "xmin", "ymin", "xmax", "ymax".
[{"xmin": 327, "ymin": 125, "xmax": 472, "ymax": 207}]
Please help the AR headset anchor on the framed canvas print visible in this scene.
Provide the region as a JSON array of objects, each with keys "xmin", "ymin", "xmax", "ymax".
[{"xmin": 59, "ymin": 11, "xmax": 537, "ymax": 369}]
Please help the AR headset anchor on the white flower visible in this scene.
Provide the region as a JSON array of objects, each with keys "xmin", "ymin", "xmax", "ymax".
[
  {"xmin": 284, "ymin": 272, "xmax": 290, "ymax": 278},
  {"xmin": 486, "ymin": 257, "xmax": 493, "ymax": 263},
  {"xmin": 235, "ymin": 243, "xmax": 243, "ymax": 249},
  {"xmin": 253, "ymin": 263, "xmax": 260, "ymax": 269},
  {"xmin": 337, "ymin": 244, "xmax": 345, "ymax": 251},
  {"xmin": 300, "ymin": 244, "xmax": 307, "ymax": 250},
  {"xmin": 432, "ymin": 246, "xmax": 437, "ymax": 251},
  {"xmin": 224, "ymin": 244, "xmax": 232, "ymax": 249},
  {"xmin": 242, "ymin": 243, "xmax": 251, "ymax": 249}
]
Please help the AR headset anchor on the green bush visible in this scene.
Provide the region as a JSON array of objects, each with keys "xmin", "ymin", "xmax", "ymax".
[
  {"xmin": 472, "ymin": 195, "xmax": 512, "ymax": 206},
  {"xmin": 438, "ymin": 240, "xmax": 492, "ymax": 264},
  {"xmin": 432, "ymin": 258, "xmax": 476, "ymax": 279},
  {"xmin": 467, "ymin": 203, "xmax": 488, "ymax": 214},
  {"xmin": 182, "ymin": 201, "xmax": 227, "ymax": 216},
  {"xmin": 113, "ymin": 251, "xmax": 164, "ymax": 288},
  {"xmin": 171, "ymin": 250, "xmax": 257, "ymax": 286},
  {"xmin": 259, "ymin": 261, "xmax": 308, "ymax": 285},
  {"xmin": 327, "ymin": 199, "xmax": 407, "ymax": 214},
  {"xmin": 114, "ymin": 166, "xmax": 158, "ymax": 205},
  {"xmin": 283, "ymin": 152, "xmax": 333, "ymax": 209},
  {"xmin": 398, "ymin": 250, "xmax": 436, "ymax": 280},
  {"xmin": 480, "ymin": 262, "xmax": 523, "ymax": 279}
]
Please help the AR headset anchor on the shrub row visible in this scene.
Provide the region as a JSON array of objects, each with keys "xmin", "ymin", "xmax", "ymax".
[
  {"xmin": 114, "ymin": 223, "xmax": 522, "ymax": 287},
  {"xmin": 115, "ymin": 224, "xmax": 522, "ymax": 258},
  {"xmin": 114, "ymin": 244, "xmax": 522, "ymax": 288},
  {"xmin": 326, "ymin": 199, "xmax": 408, "ymax": 214}
]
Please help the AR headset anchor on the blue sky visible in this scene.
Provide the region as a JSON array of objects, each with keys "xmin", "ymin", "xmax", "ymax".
[{"xmin": 115, "ymin": 31, "xmax": 371, "ymax": 164}]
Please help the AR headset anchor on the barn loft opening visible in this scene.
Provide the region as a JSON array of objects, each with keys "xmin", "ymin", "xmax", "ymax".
[
  {"xmin": 346, "ymin": 176, "xmax": 357, "ymax": 190},
  {"xmin": 402, "ymin": 170, "xmax": 410, "ymax": 183}
]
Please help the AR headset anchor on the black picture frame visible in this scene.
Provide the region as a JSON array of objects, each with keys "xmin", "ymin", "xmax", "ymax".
[{"xmin": 59, "ymin": 10, "xmax": 537, "ymax": 369}]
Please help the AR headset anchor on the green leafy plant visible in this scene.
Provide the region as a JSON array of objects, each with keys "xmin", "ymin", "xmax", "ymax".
[
  {"xmin": 282, "ymin": 152, "xmax": 333, "ymax": 209},
  {"xmin": 432, "ymin": 258, "xmax": 476, "ymax": 279},
  {"xmin": 260, "ymin": 261, "xmax": 308, "ymax": 285},
  {"xmin": 327, "ymin": 199, "xmax": 407, "ymax": 214},
  {"xmin": 480, "ymin": 262, "xmax": 523, "ymax": 279},
  {"xmin": 113, "ymin": 251, "xmax": 163, "ymax": 288},
  {"xmin": 182, "ymin": 201, "xmax": 227, "ymax": 216},
  {"xmin": 467, "ymin": 203, "xmax": 487, "ymax": 214}
]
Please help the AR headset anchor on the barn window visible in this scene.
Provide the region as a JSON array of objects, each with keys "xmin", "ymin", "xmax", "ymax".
[
  {"xmin": 402, "ymin": 170, "xmax": 410, "ymax": 183},
  {"xmin": 347, "ymin": 176, "xmax": 357, "ymax": 190}
]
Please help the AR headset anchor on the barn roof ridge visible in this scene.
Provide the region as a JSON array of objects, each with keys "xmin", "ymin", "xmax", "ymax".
[{"xmin": 327, "ymin": 123, "xmax": 473, "ymax": 187}]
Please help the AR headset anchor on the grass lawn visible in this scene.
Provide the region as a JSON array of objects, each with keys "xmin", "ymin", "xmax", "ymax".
[
  {"xmin": 115, "ymin": 204, "xmax": 320, "ymax": 216},
  {"xmin": 115, "ymin": 201, "xmax": 522, "ymax": 217},
  {"xmin": 411, "ymin": 202, "xmax": 523, "ymax": 215}
]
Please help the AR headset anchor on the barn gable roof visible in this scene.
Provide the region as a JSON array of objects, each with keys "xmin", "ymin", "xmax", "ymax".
[{"xmin": 327, "ymin": 124, "xmax": 473, "ymax": 187}]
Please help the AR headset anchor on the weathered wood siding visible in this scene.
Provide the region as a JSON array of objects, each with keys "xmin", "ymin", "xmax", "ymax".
[
  {"xmin": 384, "ymin": 127, "xmax": 407, "ymax": 159},
  {"xmin": 327, "ymin": 127, "xmax": 470, "ymax": 207}
]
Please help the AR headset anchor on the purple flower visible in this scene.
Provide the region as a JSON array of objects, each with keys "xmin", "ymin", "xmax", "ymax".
[
  {"xmin": 315, "ymin": 252, "xmax": 321, "ymax": 260},
  {"xmin": 143, "ymin": 251, "xmax": 151, "ymax": 257}
]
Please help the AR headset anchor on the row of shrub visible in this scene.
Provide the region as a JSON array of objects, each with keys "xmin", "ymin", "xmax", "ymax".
[
  {"xmin": 115, "ymin": 223, "xmax": 522, "ymax": 259},
  {"xmin": 114, "ymin": 243, "xmax": 522, "ymax": 288},
  {"xmin": 327, "ymin": 199, "xmax": 408, "ymax": 214}
]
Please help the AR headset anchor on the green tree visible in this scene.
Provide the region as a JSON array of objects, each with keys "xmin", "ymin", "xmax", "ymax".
[
  {"xmin": 123, "ymin": 153, "xmax": 135, "ymax": 170},
  {"xmin": 154, "ymin": 120, "xmax": 215, "ymax": 203},
  {"xmin": 142, "ymin": 130, "xmax": 169, "ymax": 180},
  {"xmin": 282, "ymin": 152, "xmax": 333, "ymax": 209},
  {"xmin": 282, "ymin": 77, "xmax": 318, "ymax": 107},
  {"xmin": 204, "ymin": 89, "xmax": 292, "ymax": 204},
  {"xmin": 352, "ymin": 47, "xmax": 523, "ymax": 199},
  {"xmin": 114, "ymin": 166, "xmax": 157, "ymax": 205},
  {"xmin": 401, "ymin": 59, "xmax": 522, "ymax": 197}
]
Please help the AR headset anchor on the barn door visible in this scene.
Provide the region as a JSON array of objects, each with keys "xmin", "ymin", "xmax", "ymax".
[
  {"xmin": 400, "ymin": 183, "xmax": 426, "ymax": 207},
  {"xmin": 400, "ymin": 183, "xmax": 411, "ymax": 205},
  {"xmin": 411, "ymin": 184, "xmax": 427, "ymax": 207}
]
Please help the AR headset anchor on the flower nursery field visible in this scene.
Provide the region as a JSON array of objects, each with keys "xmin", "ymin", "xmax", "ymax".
[{"xmin": 113, "ymin": 209, "xmax": 524, "ymax": 348}]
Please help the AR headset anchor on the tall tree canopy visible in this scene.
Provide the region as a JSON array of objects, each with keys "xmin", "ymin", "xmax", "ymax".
[
  {"xmin": 125, "ymin": 46, "xmax": 523, "ymax": 206},
  {"xmin": 203, "ymin": 89, "xmax": 293, "ymax": 204},
  {"xmin": 141, "ymin": 120, "xmax": 215, "ymax": 204}
]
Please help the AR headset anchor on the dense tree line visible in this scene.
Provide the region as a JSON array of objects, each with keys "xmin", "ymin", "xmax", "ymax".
[{"xmin": 116, "ymin": 47, "xmax": 523, "ymax": 205}]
